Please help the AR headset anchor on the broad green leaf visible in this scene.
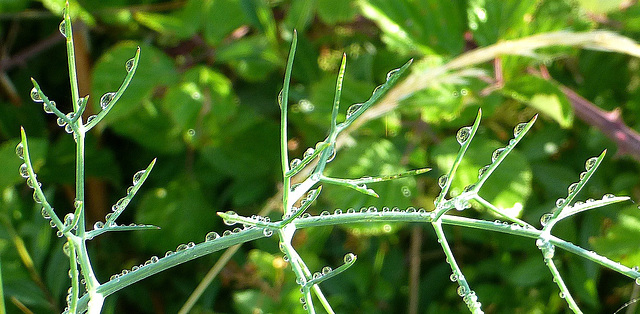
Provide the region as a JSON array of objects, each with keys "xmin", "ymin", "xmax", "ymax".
[
  {"xmin": 91, "ymin": 41, "xmax": 178, "ymax": 125},
  {"xmin": 590, "ymin": 207, "xmax": 640, "ymax": 267},
  {"xmin": 216, "ymin": 36, "xmax": 280, "ymax": 81},
  {"xmin": 432, "ymin": 137, "xmax": 532, "ymax": 216},
  {"xmin": 467, "ymin": 0, "xmax": 538, "ymax": 46},
  {"xmin": 162, "ymin": 66, "xmax": 238, "ymax": 148},
  {"xmin": 133, "ymin": 0, "xmax": 203, "ymax": 39},
  {"xmin": 358, "ymin": 0, "xmax": 466, "ymax": 55},
  {"xmin": 203, "ymin": 0, "xmax": 248, "ymax": 45},
  {"xmin": 504, "ymin": 76, "xmax": 574, "ymax": 128}
]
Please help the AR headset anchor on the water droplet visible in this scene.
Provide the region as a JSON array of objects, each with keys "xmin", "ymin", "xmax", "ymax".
[
  {"xmin": 438, "ymin": 174, "xmax": 448, "ymax": 189},
  {"xmin": 150, "ymin": 256, "xmax": 159, "ymax": 263},
  {"xmin": 30, "ymin": 87, "xmax": 43, "ymax": 102},
  {"xmin": 290, "ymin": 158, "xmax": 301, "ymax": 169},
  {"xmin": 463, "ymin": 184, "xmax": 475, "ymax": 193},
  {"xmin": 555, "ymin": 198, "xmax": 565, "ymax": 208},
  {"xmin": 64, "ymin": 213, "xmax": 74, "ymax": 227},
  {"xmin": 513, "ymin": 123, "xmax": 527, "ymax": 137},
  {"xmin": 636, "ymin": 277, "xmax": 640, "ymax": 285},
  {"xmin": 41, "ymin": 208, "xmax": 50, "ymax": 219},
  {"xmin": 491, "ymin": 148, "xmax": 506, "ymax": 162},
  {"xmin": 454, "ymin": 198, "xmax": 469, "ymax": 211},
  {"xmin": 567, "ymin": 183, "xmax": 579, "ymax": 194},
  {"xmin": 59, "ymin": 20, "xmax": 66, "ymax": 37},
  {"xmin": 456, "ymin": 127, "xmax": 471, "ymax": 145},
  {"xmin": 603, "ymin": 193, "xmax": 615, "ymax": 199},
  {"xmin": 277, "ymin": 89, "xmax": 283, "ymax": 108},
  {"xmin": 301, "ymin": 213, "xmax": 311, "ymax": 218},
  {"xmin": 33, "ymin": 191, "xmax": 42, "ymax": 203},
  {"xmin": 187, "ymin": 242, "xmax": 195, "ymax": 248},
  {"xmin": 63, "ymin": 242, "xmax": 70, "ymax": 256},
  {"xmin": 125, "ymin": 58, "xmax": 135, "ymax": 72},
  {"xmin": 263, "ymin": 229, "xmax": 273, "ymax": 237},
  {"xmin": 312, "ymin": 272, "xmax": 321, "ymax": 279},
  {"xmin": 110, "ymin": 274, "xmax": 120, "ymax": 281},
  {"xmin": 450, "ymin": 273, "xmax": 458, "ymax": 282},
  {"xmin": 56, "ymin": 230, "xmax": 63, "ymax": 237},
  {"xmin": 346, "ymin": 103, "xmax": 362, "ymax": 119},
  {"xmin": 585, "ymin": 157, "xmax": 598, "ymax": 171},
  {"xmin": 57, "ymin": 117, "xmax": 66, "ymax": 126},
  {"xmin": 93, "ymin": 221, "xmax": 104, "ymax": 230},
  {"xmin": 586, "ymin": 198, "xmax": 595, "ymax": 203},
  {"xmin": 540, "ymin": 213, "xmax": 553, "ymax": 226},
  {"xmin": 386, "ymin": 69, "xmax": 399, "ymax": 81},
  {"xmin": 320, "ymin": 210, "xmax": 330, "ymax": 216},
  {"xmin": 457, "ymin": 285, "xmax": 468, "ymax": 297},
  {"xmin": 133, "ymin": 170, "xmax": 145, "ymax": 185},
  {"xmin": 303, "ymin": 147, "xmax": 315, "ymax": 159},
  {"xmin": 65, "ymin": 124, "xmax": 73, "ymax": 133},
  {"xmin": 223, "ymin": 230, "xmax": 232, "ymax": 236},
  {"xmin": 478, "ymin": 165, "xmax": 490, "ymax": 178},
  {"xmin": 44, "ymin": 101, "xmax": 56, "ymax": 114},
  {"xmin": 15, "ymin": 143, "xmax": 25, "ymax": 160},
  {"xmin": 165, "ymin": 251, "xmax": 174, "ymax": 257},
  {"xmin": 322, "ymin": 266, "xmax": 332, "ymax": 275},
  {"xmin": 100, "ymin": 92, "xmax": 115, "ymax": 110},
  {"xmin": 343, "ymin": 253, "xmax": 355, "ymax": 263},
  {"xmin": 176, "ymin": 244, "xmax": 188, "ymax": 251},
  {"xmin": 116, "ymin": 198, "xmax": 129, "ymax": 209},
  {"xmin": 204, "ymin": 231, "xmax": 220, "ymax": 242}
]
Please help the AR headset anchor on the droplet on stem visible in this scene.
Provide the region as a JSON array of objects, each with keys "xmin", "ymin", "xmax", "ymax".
[
  {"xmin": 125, "ymin": 58, "xmax": 135, "ymax": 72},
  {"xmin": 59, "ymin": 20, "xmax": 67, "ymax": 37},
  {"xmin": 100, "ymin": 92, "xmax": 116, "ymax": 110},
  {"xmin": 438, "ymin": 174, "xmax": 448, "ymax": 189},
  {"xmin": 132, "ymin": 170, "xmax": 146, "ymax": 185},
  {"xmin": 44, "ymin": 101, "xmax": 56, "ymax": 114},
  {"xmin": 513, "ymin": 122, "xmax": 527, "ymax": 137},
  {"xmin": 19, "ymin": 163, "xmax": 29, "ymax": 178},
  {"xmin": 585, "ymin": 157, "xmax": 598, "ymax": 171},
  {"xmin": 456, "ymin": 127, "xmax": 471, "ymax": 145},
  {"xmin": 343, "ymin": 253, "xmax": 355, "ymax": 263},
  {"xmin": 30, "ymin": 87, "xmax": 43, "ymax": 102},
  {"xmin": 15, "ymin": 143, "xmax": 24, "ymax": 159},
  {"xmin": 345, "ymin": 103, "xmax": 362, "ymax": 119},
  {"xmin": 491, "ymin": 148, "xmax": 506, "ymax": 162}
]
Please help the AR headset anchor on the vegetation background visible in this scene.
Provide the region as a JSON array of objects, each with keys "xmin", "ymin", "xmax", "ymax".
[{"xmin": 1, "ymin": 0, "xmax": 640, "ymax": 313}]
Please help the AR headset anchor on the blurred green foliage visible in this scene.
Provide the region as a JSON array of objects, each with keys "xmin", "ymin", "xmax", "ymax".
[{"xmin": 1, "ymin": 0, "xmax": 640, "ymax": 313}]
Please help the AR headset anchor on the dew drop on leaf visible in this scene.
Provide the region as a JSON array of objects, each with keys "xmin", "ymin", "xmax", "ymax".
[
  {"xmin": 567, "ymin": 183, "xmax": 579, "ymax": 194},
  {"xmin": 263, "ymin": 229, "xmax": 273, "ymax": 237},
  {"xmin": 386, "ymin": 68, "xmax": 399, "ymax": 81},
  {"xmin": 438, "ymin": 174, "xmax": 448, "ymax": 189},
  {"xmin": 132, "ymin": 170, "xmax": 145, "ymax": 185},
  {"xmin": 289, "ymin": 158, "xmax": 301, "ymax": 169},
  {"xmin": 478, "ymin": 165, "xmax": 490, "ymax": 179},
  {"xmin": 57, "ymin": 117, "xmax": 66, "ymax": 126},
  {"xmin": 540, "ymin": 213, "xmax": 553, "ymax": 226},
  {"xmin": 205, "ymin": 231, "xmax": 220, "ymax": 241},
  {"xmin": 125, "ymin": 58, "xmax": 135, "ymax": 72},
  {"xmin": 603, "ymin": 193, "xmax": 615, "ymax": 199},
  {"xmin": 59, "ymin": 20, "xmax": 66, "ymax": 37},
  {"xmin": 345, "ymin": 103, "xmax": 362, "ymax": 119},
  {"xmin": 513, "ymin": 123, "xmax": 527, "ymax": 137},
  {"xmin": 343, "ymin": 253, "xmax": 355, "ymax": 263},
  {"xmin": 176, "ymin": 244, "xmax": 188, "ymax": 251},
  {"xmin": 30, "ymin": 87, "xmax": 43, "ymax": 102},
  {"xmin": 100, "ymin": 92, "xmax": 115, "ymax": 110},
  {"xmin": 491, "ymin": 148, "xmax": 506, "ymax": 162},
  {"xmin": 585, "ymin": 157, "xmax": 598, "ymax": 171},
  {"xmin": 322, "ymin": 266, "xmax": 332, "ymax": 275},
  {"xmin": 303, "ymin": 147, "xmax": 315, "ymax": 159},
  {"xmin": 457, "ymin": 285, "xmax": 468, "ymax": 297},
  {"xmin": 456, "ymin": 127, "xmax": 471, "ymax": 145},
  {"xmin": 555, "ymin": 198, "xmax": 565, "ymax": 208},
  {"xmin": 44, "ymin": 101, "xmax": 56, "ymax": 114},
  {"xmin": 86, "ymin": 115, "xmax": 97, "ymax": 124},
  {"xmin": 15, "ymin": 143, "xmax": 24, "ymax": 159},
  {"xmin": 65, "ymin": 124, "xmax": 73, "ymax": 133},
  {"xmin": 93, "ymin": 221, "xmax": 104, "ymax": 230},
  {"xmin": 19, "ymin": 163, "xmax": 28, "ymax": 178}
]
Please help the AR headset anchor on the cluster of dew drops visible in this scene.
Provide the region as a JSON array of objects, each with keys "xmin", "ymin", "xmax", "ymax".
[
  {"xmin": 15, "ymin": 142, "xmax": 72, "ymax": 237},
  {"xmin": 539, "ymin": 156, "xmax": 614, "ymax": 228},
  {"xmin": 91, "ymin": 169, "xmax": 148, "ymax": 232},
  {"xmin": 32, "ymin": 16, "xmax": 136, "ymax": 131}
]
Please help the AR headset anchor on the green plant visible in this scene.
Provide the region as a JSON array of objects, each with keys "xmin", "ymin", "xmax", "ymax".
[{"xmin": 14, "ymin": 3, "xmax": 640, "ymax": 314}]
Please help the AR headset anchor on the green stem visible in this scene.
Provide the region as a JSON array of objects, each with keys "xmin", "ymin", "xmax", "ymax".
[{"xmin": 544, "ymin": 258, "xmax": 582, "ymax": 313}]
